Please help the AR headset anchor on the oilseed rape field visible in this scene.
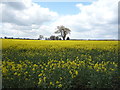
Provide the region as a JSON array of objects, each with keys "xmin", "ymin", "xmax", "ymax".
[{"xmin": 1, "ymin": 39, "xmax": 119, "ymax": 89}]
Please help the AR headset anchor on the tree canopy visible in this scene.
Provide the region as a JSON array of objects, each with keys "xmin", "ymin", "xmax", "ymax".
[{"xmin": 55, "ymin": 25, "xmax": 71, "ymax": 40}]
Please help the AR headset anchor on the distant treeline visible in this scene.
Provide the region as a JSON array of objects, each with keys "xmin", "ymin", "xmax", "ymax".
[
  {"xmin": 0, "ymin": 37, "xmax": 38, "ymax": 40},
  {"xmin": 0, "ymin": 37, "xmax": 119, "ymax": 41},
  {"xmin": 70, "ymin": 39, "xmax": 119, "ymax": 41},
  {"xmin": 0, "ymin": 36, "xmax": 70, "ymax": 40}
]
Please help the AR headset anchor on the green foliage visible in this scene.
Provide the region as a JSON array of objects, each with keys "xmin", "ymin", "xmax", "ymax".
[{"xmin": 2, "ymin": 39, "xmax": 119, "ymax": 89}]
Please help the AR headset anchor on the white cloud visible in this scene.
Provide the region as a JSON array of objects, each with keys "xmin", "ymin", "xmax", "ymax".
[
  {"xmin": 1, "ymin": 0, "xmax": 58, "ymax": 38},
  {"xmin": 49, "ymin": 0, "xmax": 118, "ymax": 39},
  {"xmin": 1, "ymin": 0, "xmax": 118, "ymax": 39},
  {"xmin": 1, "ymin": 0, "xmax": 58, "ymax": 26}
]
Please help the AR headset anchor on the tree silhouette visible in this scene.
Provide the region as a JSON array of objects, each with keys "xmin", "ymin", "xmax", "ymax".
[
  {"xmin": 56, "ymin": 36, "xmax": 59, "ymax": 40},
  {"xmin": 38, "ymin": 35, "xmax": 44, "ymax": 40},
  {"xmin": 50, "ymin": 35, "xmax": 56, "ymax": 40},
  {"xmin": 59, "ymin": 38, "xmax": 62, "ymax": 40},
  {"xmin": 55, "ymin": 25, "xmax": 71, "ymax": 40},
  {"xmin": 66, "ymin": 37, "xmax": 70, "ymax": 40}
]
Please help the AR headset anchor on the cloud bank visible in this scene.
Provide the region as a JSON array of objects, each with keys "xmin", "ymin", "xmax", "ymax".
[{"xmin": 0, "ymin": 0, "xmax": 118, "ymax": 39}]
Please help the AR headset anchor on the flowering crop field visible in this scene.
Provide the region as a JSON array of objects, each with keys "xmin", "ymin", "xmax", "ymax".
[{"xmin": 1, "ymin": 39, "xmax": 119, "ymax": 88}]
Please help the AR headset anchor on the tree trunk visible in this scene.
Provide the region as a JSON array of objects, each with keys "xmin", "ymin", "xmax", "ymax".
[{"xmin": 63, "ymin": 37, "xmax": 65, "ymax": 40}]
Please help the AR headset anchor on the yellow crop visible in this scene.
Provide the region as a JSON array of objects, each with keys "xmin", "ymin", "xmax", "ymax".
[{"xmin": 1, "ymin": 39, "xmax": 119, "ymax": 88}]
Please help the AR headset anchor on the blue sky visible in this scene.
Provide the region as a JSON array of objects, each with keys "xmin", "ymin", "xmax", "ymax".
[
  {"xmin": 0, "ymin": 0, "xmax": 118, "ymax": 39},
  {"xmin": 36, "ymin": 2, "xmax": 92, "ymax": 15}
]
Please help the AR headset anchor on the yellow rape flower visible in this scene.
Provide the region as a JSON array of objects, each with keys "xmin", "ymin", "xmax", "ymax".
[
  {"xmin": 38, "ymin": 78, "xmax": 42, "ymax": 85},
  {"xmin": 18, "ymin": 73, "xmax": 21, "ymax": 76},
  {"xmin": 60, "ymin": 77, "xmax": 62, "ymax": 80},
  {"xmin": 56, "ymin": 81, "xmax": 59, "ymax": 84},
  {"xmin": 38, "ymin": 73, "xmax": 42, "ymax": 77},
  {"xmin": 33, "ymin": 64, "xmax": 38, "ymax": 67},
  {"xmin": 43, "ymin": 77, "xmax": 46, "ymax": 81},
  {"xmin": 50, "ymin": 82, "xmax": 53, "ymax": 85},
  {"xmin": 75, "ymin": 70, "xmax": 78, "ymax": 75},
  {"xmin": 58, "ymin": 84, "xmax": 62, "ymax": 88},
  {"xmin": 32, "ymin": 68, "xmax": 35, "ymax": 71},
  {"xmin": 14, "ymin": 72, "xmax": 17, "ymax": 75}
]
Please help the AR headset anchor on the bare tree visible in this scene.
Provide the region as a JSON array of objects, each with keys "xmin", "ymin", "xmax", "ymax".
[
  {"xmin": 55, "ymin": 25, "xmax": 71, "ymax": 40},
  {"xmin": 38, "ymin": 35, "xmax": 44, "ymax": 40}
]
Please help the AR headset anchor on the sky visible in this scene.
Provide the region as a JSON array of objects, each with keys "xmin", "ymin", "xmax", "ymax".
[
  {"xmin": 0, "ymin": 0, "xmax": 119, "ymax": 39},
  {"xmin": 36, "ymin": 2, "xmax": 92, "ymax": 15}
]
